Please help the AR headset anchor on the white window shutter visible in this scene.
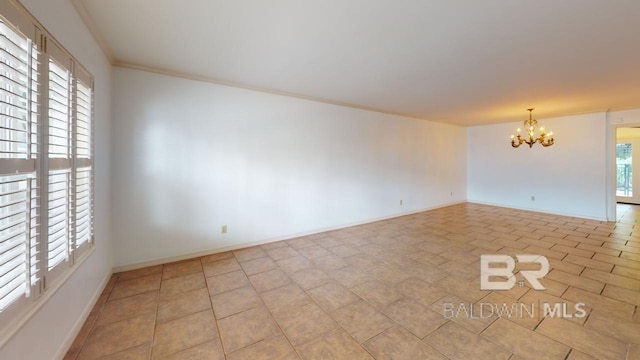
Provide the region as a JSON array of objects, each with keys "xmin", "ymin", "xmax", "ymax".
[{"xmin": 0, "ymin": 14, "xmax": 40, "ymax": 317}]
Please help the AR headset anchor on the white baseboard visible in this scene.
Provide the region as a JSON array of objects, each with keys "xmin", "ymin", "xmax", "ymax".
[
  {"xmin": 53, "ymin": 270, "xmax": 112, "ymax": 360},
  {"xmin": 113, "ymin": 200, "xmax": 467, "ymax": 273},
  {"xmin": 467, "ymin": 200, "xmax": 609, "ymax": 222}
]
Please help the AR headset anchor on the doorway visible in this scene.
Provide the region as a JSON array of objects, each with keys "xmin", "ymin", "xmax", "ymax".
[{"xmin": 615, "ymin": 128, "xmax": 640, "ymax": 205}]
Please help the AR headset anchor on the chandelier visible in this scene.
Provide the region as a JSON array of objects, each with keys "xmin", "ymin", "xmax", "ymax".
[{"xmin": 510, "ymin": 108, "xmax": 554, "ymax": 148}]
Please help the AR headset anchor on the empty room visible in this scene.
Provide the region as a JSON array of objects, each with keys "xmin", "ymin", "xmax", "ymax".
[{"xmin": 0, "ymin": 0, "xmax": 639, "ymax": 359}]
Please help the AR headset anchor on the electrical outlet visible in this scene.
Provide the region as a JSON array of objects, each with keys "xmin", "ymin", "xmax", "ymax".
[
  {"xmin": 400, "ymin": 200, "xmax": 403, "ymax": 206},
  {"xmin": 531, "ymin": 195, "xmax": 535, "ymax": 201},
  {"xmin": 450, "ymin": 192, "xmax": 453, "ymax": 197},
  {"xmin": 221, "ymin": 225, "xmax": 227, "ymax": 234}
]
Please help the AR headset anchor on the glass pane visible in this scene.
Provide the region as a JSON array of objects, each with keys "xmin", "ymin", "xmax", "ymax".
[{"xmin": 617, "ymin": 143, "xmax": 632, "ymax": 197}]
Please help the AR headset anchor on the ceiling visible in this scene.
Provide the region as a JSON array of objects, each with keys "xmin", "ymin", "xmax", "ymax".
[{"xmin": 76, "ymin": 0, "xmax": 640, "ymax": 126}]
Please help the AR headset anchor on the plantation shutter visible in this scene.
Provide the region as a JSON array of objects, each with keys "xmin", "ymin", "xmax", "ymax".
[
  {"xmin": 0, "ymin": 0, "xmax": 95, "ymax": 331},
  {"xmin": 0, "ymin": 10, "xmax": 40, "ymax": 319},
  {"xmin": 45, "ymin": 40, "xmax": 71, "ymax": 280},
  {"xmin": 73, "ymin": 66, "xmax": 92, "ymax": 256}
]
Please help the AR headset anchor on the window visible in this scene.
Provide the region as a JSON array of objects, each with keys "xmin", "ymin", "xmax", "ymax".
[
  {"xmin": 616, "ymin": 143, "xmax": 632, "ymax": 197},
  {"xmin": 0, "ymin": 2, "xmax": 94, "ymax": 327}
]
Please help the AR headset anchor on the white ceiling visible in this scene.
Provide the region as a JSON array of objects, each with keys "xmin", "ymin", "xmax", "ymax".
[{"xmin": 77, "ymin": 0, "xmax": 640, "ymax": 126}]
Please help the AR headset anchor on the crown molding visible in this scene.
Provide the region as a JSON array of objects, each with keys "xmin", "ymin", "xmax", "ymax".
[
  {"xmin": 112, "ymin": 61, "xmax": 451, "ymax": 124},
  {"xmin": 69, "ymin": 0, "xmax": 114, "ymax": 63}
]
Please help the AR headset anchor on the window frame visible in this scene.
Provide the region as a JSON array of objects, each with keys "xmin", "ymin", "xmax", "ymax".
[{"xmin": 0, "ymin": 0, "xmax": 95, "ymax": 346}]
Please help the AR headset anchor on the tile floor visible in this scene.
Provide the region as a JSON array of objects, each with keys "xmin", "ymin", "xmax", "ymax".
[{"xmin": 65, "ymin": 203, "xmax": 640, "ymax": 359}]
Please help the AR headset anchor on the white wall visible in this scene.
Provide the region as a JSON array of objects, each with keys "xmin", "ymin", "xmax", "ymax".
[
  {"xmin": 467, "ymin": 112, "xmax": 608, "ymax": 220},
  {"xmin": 112, "ymin": 67, "xmax": 467, "ymax": 268},
  {"xmin": 0, "ymin": 0, "xmax": 112, "ymax": 359}
]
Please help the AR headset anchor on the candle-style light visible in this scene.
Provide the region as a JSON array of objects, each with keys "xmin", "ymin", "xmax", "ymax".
[{"xmin": 511, "ymin": 108, "xmax": 554, "ymax": 148}]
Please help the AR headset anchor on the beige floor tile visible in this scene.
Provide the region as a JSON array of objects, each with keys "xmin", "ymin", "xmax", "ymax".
[
  {"xmin": 261, "ymin": 239, "xmax": 291, "ymax": 250},
  {"xmin": 478, "ymin": 292, "xmax": 541, "ymax": 330},
  {"xmin": 117, "ymin": 265, "xmax": 163, "ymax": 282},
  {"xmin": 205, "ymin": 269, "xmax": 249, "ymax": 295},
  {"xmin": 481, "ymin": 318, "xmax": 569, "ymax": 360},
  {"xmin": 102, "ymin": 274, "xmax": 119, "ymax": 295},
  {"xmin": 522, "ymin": 245, "xmax": 567, "ymax": 260},
  {"xmin": 343, "ymin": 253, "xmax": 383, "ymax": 269},
  {"xmin": 363, "ymin": 326, "xmax": 446, "ymax": 360},
  {"xmin": 68, "ymin": 203, "xmax": 640, "ymax": 360},
  {"xmin": 289, "ymin": 268, "xmax": 332, "ymax": 290},
  {"xmin": 563, "ymin": 255, "xmax": 614, "ymax": 272},
  {"xmin": 566, "ymin": 349, "xmax": 598, "ymax": 360},
  {"xmin": 157, "ymin": 287, "xmax": 211, "ymax": 323},
  {"xmin": 326, "ymin": 266, "xmax": 376, "ymax": 288},
  {"xmin": 352, "ymin": 280, "xmax": 404, "ymax": 309},
  {"xmin": 429, "ymin": 295, "xmax": 497, "ymax": 334},
  {"xmin": 627, "ymin": 344, "xmax": 640, "ymax": 360},
  {"xmin": 308, "ymin": 282, "xmax": 361, "ymax": 312},
  {"xmin": 433, "ymin": 276, "xmax": 487, "ymax": 303},
  {"xmin": 78, "ymin": 313, "xmax": 156, "ymax": 360},
  {"xmin": 226, "ymin": 335, "xmax": 298, "ymax": 360},
  {"xmin": 273, "ymin": 302, "xmax": 338, "ymax": 346},
  {"xmin": 549, "ymin": 258, "xmax": 585, "ymax": 275},
  {"xmin": 162, "ymin": 259, "xmax": 202, "ymax": 280},
  {"xmin": 202, "ymin": 258, "xmax": 241, "ymax": 277},
  {"xmin": 382, "ymin": 298, "xmax": 447, "ymax": 338},
  {"xmin": 367, "ymin": 264, "xmax": 412, "ymax": 284},
  {"xmin": 96, "ymin": 291, "xmax": 158, "ymax": 326},
  {"xmin": 395, "ymin": 277, "xmax": 446, "ymax": 307},
  {"xmin": 581, "ymin": 268, "xmax": 640, "ymax": 290},
  {"xmin": 425, "ymin": 321, "xmax": 511, "ymax": 360},
  {"xmin": 65, "ymin": 317, "xmax": 96, "ymax": 360},
  {"xmin": 410, "ymin": 245, "xmax": 451, "ymax": 262},
  {"xmin": 286, "ymin": 236, "xmax": 317, "ymax": 250},
  {"xmin": 267, "ymin": 246, "xmax": 301, "ymax": 260},
  {"xmin": 316, "ymin": 236, "xmax": 345, "ymax": 248},
  {"xmin": 620, "ymin": 252, "xmax": 640, "ymax": 262},
  {"xmin": 297, "ymin": 245, "xmax": 332, "ymax": 259},
  {"xmin": 546, "ymin": 270, "xmax": 605, "ymax": 294},
  {"xmin": 297, "ymin": 329, "xmax": 373, "ymax": 360},
  {"xmin": 277, "ymin": 256, "xmax": 314, "ymax": 273},
  {"xmin": 249, "ymin": 268, "xmax": 292, "ymax": 292},
  {"xmin": 403, "ymin": 263, "xmax": 449, "ymax": 284},
  {"xmin": 577, "ymin": 243, "xmax": 621, "ymax": 257},
  {"xmin": 260, "ymin": 283, "xmax": 312, "ymax": 314},
  {"xmin": 100, "ymin": 344, "xmax": 151, "ymax": 360},
  {"xmin": 200, "ymin": 251, "xmax": 234, "ymax": 264},
  {"xmin": 329, "ymin": 244, "xmax": 362, "ymax": 258},
  {"xmin": 330, "ymin": 300, "xmax": 394, "ymax": 343},
  {"xmin": 612, "ymin": 265, "xmax": 640, "ymax": 279},
  {"xmin": 563, "ymin": 286, "xmax": 635, "ymax": 319},
  {"xmin": 584, "ymin": 310, "xmax": 640, "ymax": 345},
  {"xmin": 152, "ymin": 310, "xmax": 218, "ymax": 358},
  {"xmin": 602, "ymin": 283, "xmax": 640, "ymax": 306},
  {"xmin": 211, "ymin": 286, "xmax": 262, "ymax": 319},
  {"xmin": 312, "ymin": 254, "xmax": 349, "ymax": 271},
  {"xmin": 233, "ymin": 246, "xmax": 267, "ymax": 262},
  {"xmin": 109, "ymin": 273, "xmax": 162, "ymax": 301},
  {"xmin": 162, "ymin": 340, "xmax": 224, "ymax": 360},
  {"xmin": 593, "ymin": 253, "xmax": 640, "ymax": 270},
  {"xmin": 159, "ymin": 272, "xmax": 206, "ymax": 299},
  {"xmin": 241, "ymin": 256, "xmax": 278, "ymax": 275},
  {"xmin": 536, "ymin": 317, "xmax": 627, "ymax": 360},
  {"xmin": 218, "ymin": 307, "xmax": 281, "ymax": 353},
  {"xmin": 535, "ymin": 277, "xmax": 570, "ymax": 297}
]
